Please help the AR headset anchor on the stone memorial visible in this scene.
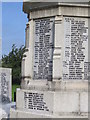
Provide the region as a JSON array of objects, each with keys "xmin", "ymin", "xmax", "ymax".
[
  {"xmin": 10, "ymin": 1, "xmax": 90, "ymax": 118},
  {"xmin": 0, "ymin": 68, "xmax": 12, "ymax": 103},
  {"xmin": 0, "ymin": 68, "xmax": 14, "ymax": 119}
]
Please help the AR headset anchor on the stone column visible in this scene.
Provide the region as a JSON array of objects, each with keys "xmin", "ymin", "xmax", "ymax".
[
  {"xmin": 21, "ymin": 19, "xmax": 34, "ymax": 88},
  {"xmin": 53, "ymin": 16, "xmax": 63, "ymax": 81}
]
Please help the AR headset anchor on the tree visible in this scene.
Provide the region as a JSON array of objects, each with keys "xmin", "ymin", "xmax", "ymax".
[{"xmin": 2, "ymin": 44, "xmax": 25, "ymax": 84}]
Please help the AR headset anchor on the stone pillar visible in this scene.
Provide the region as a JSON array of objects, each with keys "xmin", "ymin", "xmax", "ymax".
[
  {"xmin": 53, "ymin": 16, "xmax": 63, "ymax": 81},
  {"xmin": 21, "ymin": 20, "xmax": 34, "ymax": 88}
]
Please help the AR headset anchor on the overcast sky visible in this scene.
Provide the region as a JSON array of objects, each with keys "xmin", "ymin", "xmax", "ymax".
[{"xmin": 2, "ymin": 2, "xmax": 27, "ymax": 55}]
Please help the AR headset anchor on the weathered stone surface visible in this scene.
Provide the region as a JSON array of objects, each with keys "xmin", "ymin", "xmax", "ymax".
[
  {"xmin": 0, "ymin": 68, "xmax": 16, "ymax": 119},
  {"xmin": 0, "ymin": 102, "xmax": 16, "ymax": 119},
  {"xmin": 11, "ymin": 89, "xmax": 88, "ymax": 118},
  {"xmin": 0, "ymin": 68, "xmax": 12, "ymax": 103},
  {"xmin": 10, "ymin": 2, "xmax": 89, "ymax": 118}
]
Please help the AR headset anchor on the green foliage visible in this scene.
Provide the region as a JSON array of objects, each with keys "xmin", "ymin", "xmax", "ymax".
[
  {"xmin": 2, "ymin": 44, "xmax": 25, "ymax": 84},
  {"xmin": 12, "ymin": 84, "xmax": 20, "ymax": 101}
]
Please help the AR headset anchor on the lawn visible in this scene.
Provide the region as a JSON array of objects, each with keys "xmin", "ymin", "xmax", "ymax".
[{"xmin": 12, "ymin": 84, "xmax": 20, "ymax": 102}]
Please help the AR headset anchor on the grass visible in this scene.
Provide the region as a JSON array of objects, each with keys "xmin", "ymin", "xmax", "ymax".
[{"xmin": 12, "ymin": 84, "xmax": 20, "ymax": 102}]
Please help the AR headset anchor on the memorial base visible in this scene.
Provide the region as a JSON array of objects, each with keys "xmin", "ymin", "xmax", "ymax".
[
  {"xmin": 10, "ymin": 108, "xmax": 88, "ymax": 118},
  {"xmin": 10, "ymin": 80, "xmax": 88, "ymax": 118}
]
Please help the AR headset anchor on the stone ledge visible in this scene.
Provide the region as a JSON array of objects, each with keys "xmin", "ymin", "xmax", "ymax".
[
  {"xmin": 21, "ymin": 80, "xmax": 88, "ymax": 91},
  {"xmin": 10, "ymin": 108, "xmax": 88, "ymax": 118}
]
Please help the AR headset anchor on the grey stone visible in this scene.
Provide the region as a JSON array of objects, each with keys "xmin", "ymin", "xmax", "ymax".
[
  {"xmin": 0, "ymin": 68, "xmax": 12, "ymax": 103},
  {"xmin": 10, "ymin": 2, "xmax": 89, "ymax": 118}
]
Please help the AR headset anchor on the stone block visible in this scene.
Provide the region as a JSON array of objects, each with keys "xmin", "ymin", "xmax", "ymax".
[
  {"xmin": 80, "ymin": 92, "xmax": 88, "ymax": 113},
  {"xmin": 0, "ymin": 68, "xmax": 12, "ymax": 103},
  {"xmin": 54, "ymin": 92, "xmax": 79, "ymax": 113}
]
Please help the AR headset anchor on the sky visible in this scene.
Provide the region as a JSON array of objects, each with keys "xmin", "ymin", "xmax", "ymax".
[{"xmin": 2, "ymin": 2, "xmax": 28, "ymax": 55}]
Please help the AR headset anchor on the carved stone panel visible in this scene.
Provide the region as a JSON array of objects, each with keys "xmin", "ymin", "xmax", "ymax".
[
  {"xmin": 33, "ymin": 18, "xmax": 55, "ymax": 80},
  {"xmin": 63, "ymin": 17, "xmax": 88, "ymax": 80},
  {"xmin": 0, "ymin": 68, "xmax": 12, "ymax": 103}
]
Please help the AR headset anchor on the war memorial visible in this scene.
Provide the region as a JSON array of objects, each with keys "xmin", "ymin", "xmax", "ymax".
[
  {"xmin": 0, "ymin": 68, "xmax": 13, "ymax": 119},
  {"xmin": 10, "ymin": 1, "xmax": 90, "ymax": 118}
]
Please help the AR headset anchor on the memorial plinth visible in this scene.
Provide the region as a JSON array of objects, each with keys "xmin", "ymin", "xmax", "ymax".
[{"xmin": 10, "ymin": 1, "xmax": 90, "ymax": 118}]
